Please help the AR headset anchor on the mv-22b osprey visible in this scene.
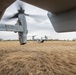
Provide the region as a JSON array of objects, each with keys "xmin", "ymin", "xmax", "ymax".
[
  {"xmin": 0, "ymin": 1, "xmax": 38, "ymax": 45},
  {"xmin": 1, "ymin": 0, "xmax": 76, "ymax": 45}
]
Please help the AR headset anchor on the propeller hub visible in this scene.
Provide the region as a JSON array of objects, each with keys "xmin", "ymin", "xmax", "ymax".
[{"xmin": 18, "ymin": 8, "xmax": 25, "ymax": 14}]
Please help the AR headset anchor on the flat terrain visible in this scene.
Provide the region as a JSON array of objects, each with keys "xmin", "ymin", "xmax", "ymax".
[{"xmin": 0, "ymin": 41, "xmax": 76, "ymax": 75}]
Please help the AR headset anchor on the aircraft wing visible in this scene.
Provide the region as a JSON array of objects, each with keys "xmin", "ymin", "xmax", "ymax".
[
  {"xmin": 23, "ymin": 0, "xmax": 76, "ymax": 13},
  {"xmin": 0, "ymin": 0, "xmax": 76, "ymax": 16}
]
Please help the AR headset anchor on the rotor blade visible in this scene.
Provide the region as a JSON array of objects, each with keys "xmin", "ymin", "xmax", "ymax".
[
  {"xmin": 15, "ymin": 0, "xmax": 25, "ymax": 10},
  {"xmin": 25, "ymin": 14, "xmax": 48, "ymax": 22},
  {"xmin": 10, "ymin": 13, "xmax": 18, "ymax": 19},
  {"xmin": 2, "ymin": 13, "xmax": 18, "ymax": 21}
]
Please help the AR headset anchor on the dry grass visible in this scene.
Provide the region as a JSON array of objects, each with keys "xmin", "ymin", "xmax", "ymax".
[{"xmin": 0, "ymin": 41, "xmax": 76, "ymax": 75}]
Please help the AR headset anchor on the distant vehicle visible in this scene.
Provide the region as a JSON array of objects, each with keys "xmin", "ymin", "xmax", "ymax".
[{"xmin": 32, "ymin": 35, "xmax": 48, "ymax": 43}]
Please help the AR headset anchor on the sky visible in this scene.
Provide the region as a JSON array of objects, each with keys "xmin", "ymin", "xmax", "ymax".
[{"xmin": 0, "ymin": 0, "xmax": 76, "ymax": 40}]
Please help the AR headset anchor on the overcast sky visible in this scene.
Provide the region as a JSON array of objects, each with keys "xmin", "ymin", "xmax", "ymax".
[{"xmin": 0, "ymin": 0, "xmax": 76, "ymax": 40}]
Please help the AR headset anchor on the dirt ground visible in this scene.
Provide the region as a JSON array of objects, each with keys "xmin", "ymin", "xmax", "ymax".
[{"xmin": 0, "ymin": 41, "xmax": 76, "ymax": 75}]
